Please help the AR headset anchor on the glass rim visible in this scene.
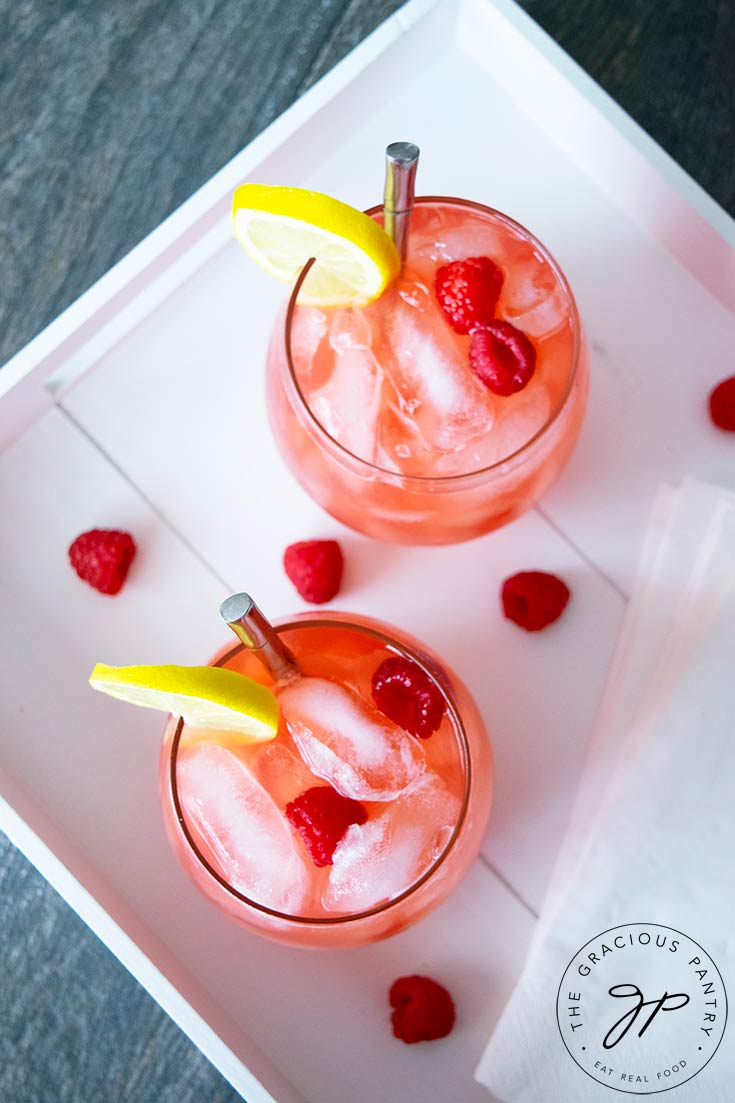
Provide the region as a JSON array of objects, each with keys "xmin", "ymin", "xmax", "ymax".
[
  {"xmin": 283, "ymin": 195, "xmax": 582, "ymax": 485},
  {"xmin": 168, "ymin": 616, "xmax": 472, "ymax": 926}
]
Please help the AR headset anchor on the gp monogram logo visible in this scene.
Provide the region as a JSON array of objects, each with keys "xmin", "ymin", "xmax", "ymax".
[{"xmin": 556, "ymin": 924, "xmax": 727, "ymax": 1094}]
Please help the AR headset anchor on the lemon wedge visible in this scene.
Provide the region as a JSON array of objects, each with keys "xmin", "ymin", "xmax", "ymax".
[
  {"xmin": 232, "ymin": 184, "xmax": 400, "ymax": 306},
  {"xmin": 89, "ymin": 663, "xmax": 279, "ymax": 743}
]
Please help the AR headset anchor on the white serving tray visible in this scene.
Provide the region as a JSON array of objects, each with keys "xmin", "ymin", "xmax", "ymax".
[{"xmin": 1, "ymin": 0, "xmax": 733, "ymax": 1100}]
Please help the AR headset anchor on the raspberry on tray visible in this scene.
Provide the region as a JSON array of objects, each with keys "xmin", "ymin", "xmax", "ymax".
[
  {"xmin": 283, "ymin": 539, "xmax": 344, "ymax": 604},
  {"xmin": 501, "ymin": 570, "xmax": 570, "ymax": 631},
  {"xmin": 68, "ymin": 529, "xmax": 136, "ymax": 595},
  {"xmin": 389, "ymin": 975, "xmax": 456, "ymax": 1043},
  {"xmin": 709, "ymin": 376, "xmax": 735, "ymax": 432}
]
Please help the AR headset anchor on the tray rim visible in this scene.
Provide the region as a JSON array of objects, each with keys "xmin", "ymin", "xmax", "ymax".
[
  {"xmin": 0, "ymin": 787, "xmax": 289, "ymax": 1103},
  {"xmin": 2, "ymin": 1, "xmax": 734, "ymax": 1099}
]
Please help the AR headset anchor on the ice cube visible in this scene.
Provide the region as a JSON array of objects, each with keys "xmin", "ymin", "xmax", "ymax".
[
  {"xmin": 290, "ymin": 307, "xmax": 327, "ymax": 365},
  {"xmin": 409, "ymin": 205, "xmax": 507, "ymax": 265},
  {"xmin": 500, "ymin": 255, "xmax": 567, "ymax": 338},
  {"xmin": 253, "ymin": 737, "xmax": 318, "ymax": 808},
  {"xmin": 177, "ymin": 743, "xmax": 309, "ymax": 912},
  {"xmin": 323, "ymin": 816, "xmax": 417, "ymax": 912},
  {"xmin": 327, "ymin": 306, "xmax": 373, "ymax": 351},
  {"xmin": 384, "ymin": 298, "xmax": 495, "ymax": 454},
  {"xmin": 324, "ymin": 772, "xmax": 460, "ymax": 912},
  {"xmin": 278, "ymin": 677, "xmax": 425, "ymax": 801},
  {"xmin": 375, "ymin": 374, "xmax": 437, "ymax": 476},
  {"xmin": 397, "ymin": 279, "xmax": 431, "ymax": 312},
  {"xmin": 485, "ymin": 382, "xmax": 552, "ymax": 461},
  {"xmin": 309, "ymin": 324, "xmax": 383, "ymax": 463},
  {"xmin": 420, "ymin": 224, "xmax": 508, "ymax": 265},
  {"xmin": 433, "ymin": 382, "xmax": 552, "ymax": 475}
]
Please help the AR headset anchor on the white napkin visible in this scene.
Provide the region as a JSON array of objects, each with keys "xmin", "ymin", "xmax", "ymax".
[{"xmin": 477, "ymin": 481, "xmax": 735, "ymax": 1101}]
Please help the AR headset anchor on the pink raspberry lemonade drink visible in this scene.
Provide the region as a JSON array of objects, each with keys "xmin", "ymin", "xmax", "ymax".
[
  {"xmin": 160, "ymin": 611, "xmax": 492, "ymax": 948},
  {"xmin": 266, "ymin": 196, "xmax": 588, "ymax": 543}
]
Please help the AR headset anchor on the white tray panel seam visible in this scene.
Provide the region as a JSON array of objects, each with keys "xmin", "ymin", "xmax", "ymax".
[
  {"xmin": 478, "ymin": 852, "xmax": 537, "ymax": 920},
  {"xmin": 56, "ymin": 405, "xmax": 234, "ymax": 594},
  {"xmin": 534, "ymin": 504, "xmax": 628, "ymax": 602}
]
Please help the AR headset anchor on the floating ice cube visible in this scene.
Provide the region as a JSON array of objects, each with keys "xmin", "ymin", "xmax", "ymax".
[
  {"xmin": 278, "ymin": 677, "xmax": 425, "ymax": 801},
  {"xmin": 409, "ymin": 206, "xmax": 507, "ymax": 265},
  {"xmin": 327, "ymin": 306, "xmax": 373, "ymax": 351},
  {"xmin": 500, "ymin": 255, "xmax": 567, "ymax": 338},
  {"xmin": 324, "ymin": 772, "xmax": 460, "ymax": 912},
  {"xmin": 309, "ymin": 326, "xmax": 383, "ymax": 463},
  {"xmin": 384, "ymin": 299, "xmax": 494, "ymax": 454},
  {"xmin": 433, "ymin": 382, "xmax": 552, "ymax": 475},
  {"xmin": 177, "ymin": 743, "xmax": 309, "ymax": 912},
  {"xmin": 375, "ymin": 374, "xmax": 437, "ymax": 476},
  {"xmin": 290, "ymin": 307, "xmax": 327, "ymax": 366},
  {"xmin": 383, "ymin": 771, "xmax": 461, "ymax": 862},
  {"xmin": 421, "ymin": 224, "xmax": 508, "ymax": 265},
  {"xmin": 253, "ymin": 737, "xmax": 317, "ymax": 808},
  {"xmin": 486, "ymin": 382, "xmax": 552, "ymax": 463},
  {"xmin": 398, "ymin": 280, "xmax": 431, "ymax": 311},
  {"xmin": 372, "ymin": 441, "xmax": 404, "ymax": 474},
  {"xmin": 323, "ymin": 816, "xmax": 417, "ymax": 912}
]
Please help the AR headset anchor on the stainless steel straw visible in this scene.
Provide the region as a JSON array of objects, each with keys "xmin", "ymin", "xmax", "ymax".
[
  {"xmin": 383, "ymin": 141, "xmax": 420, "ymax": 264},
  {"xmin": 219, "ymin": 593, "xmax": 300, "ymax": 685}
]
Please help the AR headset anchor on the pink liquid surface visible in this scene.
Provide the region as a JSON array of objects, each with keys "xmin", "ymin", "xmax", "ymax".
[
  {"xmin": 267, "ymin": 198, "xmax": 588, "ymax": 544},
  {"xmin": 160, "ymin": 613, "xmax": 492, "ymax": 947}
]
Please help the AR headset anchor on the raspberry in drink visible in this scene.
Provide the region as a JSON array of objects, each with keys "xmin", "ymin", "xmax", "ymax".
[
  {"xmin": 267, "ymin": 197, "xmax": 588, "ymax": 543},
  {"xmin": 161, "ymin": 612, "xmax": 492, "ymax": 947}
]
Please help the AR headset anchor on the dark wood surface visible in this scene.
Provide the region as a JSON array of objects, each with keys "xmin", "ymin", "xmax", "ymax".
[
  {"xmin": 1, "ymin": 1, "xmax": 733, "ymax": 1099},
  {"xmin": 2, "ymin": 0, "xmax": 734, "ymax": 371}
]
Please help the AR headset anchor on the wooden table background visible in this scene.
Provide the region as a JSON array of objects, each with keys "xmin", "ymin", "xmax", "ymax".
[{"xmin": 1, "ymin": 0, "xmax": 733, "ymax": 1099}]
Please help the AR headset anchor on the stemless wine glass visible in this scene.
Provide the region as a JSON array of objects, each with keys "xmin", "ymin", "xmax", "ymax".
[
  {"xmin": 266, "ymin": 197, "xmax": 588, "ymax": 544},
  {"xmin": 160, "ymin": 611, "xmax": 492, "ymax": 948}
]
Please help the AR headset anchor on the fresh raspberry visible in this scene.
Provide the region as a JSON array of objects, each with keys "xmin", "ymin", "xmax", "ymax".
[
  {"xmin": 68, "ymin": 529, "xmax": 136, "ymax": 595},
  {"xmin": 389, "ymin": 975, "xmax": 455, "ymax": 1044},
  {"xmin": 501, "ymin": 571, "xmax": 570, "ymax": 631},
  {"xmin": 469, "ymin": 320, "xmax": 537, "ymax": 396},
  {"xmin": 285, "ymin": 785, "xmax": 367, "ymax": 867},
  {"xmin": 435, "ymin": 256, "xmax": 504, "ymax": 334},
  {"xmin": 283, "ymin": 540, "xmax": 343, "ymax": 604},
  {"xmin": 371, "ymin": 655, "xmax": 446, "ymax": 739},
  {"xmin": 709, "ymin": 376, "xmax": 735, "ymax": 431}
]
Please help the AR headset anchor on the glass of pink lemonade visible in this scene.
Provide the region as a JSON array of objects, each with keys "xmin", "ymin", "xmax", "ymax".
[
  {"xmin": 160, "ymin": 611, "xmax": 492, "ymax": 947},
  {"xmin": 266, "ymin": 197, "xmax": 588, "ymax": 543}
]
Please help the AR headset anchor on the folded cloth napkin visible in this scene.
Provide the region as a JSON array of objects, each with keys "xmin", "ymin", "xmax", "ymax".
[{"xmin": 476, "ymin": 480, "xmax": 735, "ymax": 1102}]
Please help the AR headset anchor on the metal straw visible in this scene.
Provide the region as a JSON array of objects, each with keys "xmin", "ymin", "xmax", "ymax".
[
  {"xmin": 219, "ymin": 593, "xmax": 300, "ymax": 685},
  {"xmin": 383, "ymin": 141, "xmax": 420, "ymax": 264}
]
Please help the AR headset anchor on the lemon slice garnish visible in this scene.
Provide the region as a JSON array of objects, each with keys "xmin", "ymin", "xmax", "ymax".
[
  {"xmin": 90, "ymin": 663, "xmax": 278, "ymax": 743},
  {"xmin": 232, "ymin": 184, "xmax": 400, "ymax": 306}
]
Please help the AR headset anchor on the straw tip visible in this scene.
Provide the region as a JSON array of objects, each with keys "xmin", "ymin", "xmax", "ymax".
[
  {"xmin": 219, "ymin": 592, "xmax": 254, "ymax": 623},
  {"xmin": 386, "ymin": 141, "xmax": 420, "ymax": 165}
]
